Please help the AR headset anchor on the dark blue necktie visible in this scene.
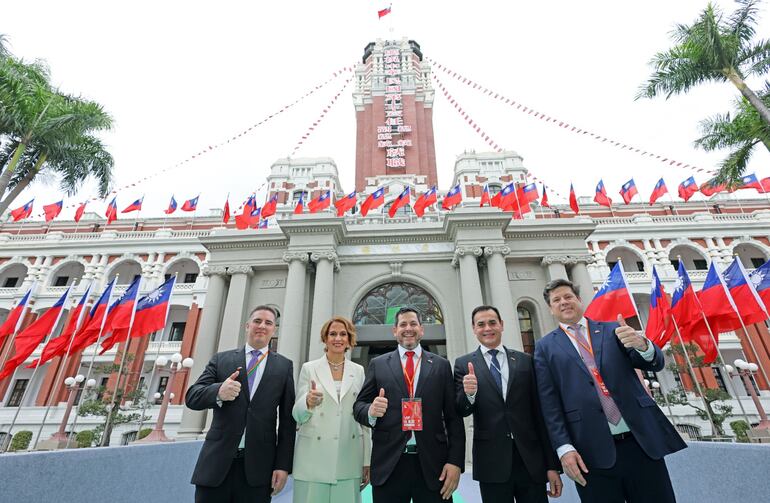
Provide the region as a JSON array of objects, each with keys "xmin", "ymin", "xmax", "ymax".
[{"xmin": 488, "ymin": 349, "xmax": 503, "ymax": 396}]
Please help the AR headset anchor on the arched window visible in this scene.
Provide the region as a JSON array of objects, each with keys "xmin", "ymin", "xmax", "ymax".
[
  {"xmin": 518, "ymin": 306, "xmax": 535, "ymax": 355},
  {"xmin": 605, "ymin": 246, "xmax": 646, "ymax": 272},
  {"xmin": 734, "ymin": 243, "xmax": 768, "ymax": 269},
  {"xmin": 669, "ymin": 245, "xmax": 708, "ymax": 271},
  {"xmin": 108, "ymin": 260, "xmax": 142, "ymax": 285},
  {"xmin": 165, "ymin": 259, "xmax": 200, "ymax": 284},
  {"xmin": 50, "ymin": 262, "xmax": 85, "ymax": 287},
  {"xmin": 353, "ymin": 282, "xmax": 443, "ymax": 326},
  {"xmin": 0, "ymin": 263, "xmax": 27, "ymax": 289}
]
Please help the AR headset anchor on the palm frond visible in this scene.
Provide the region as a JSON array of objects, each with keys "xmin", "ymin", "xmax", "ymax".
[
  {"xmin": 714, "ymin": 140, "xmax": 758, "ymax": 185},
  {"xmin": 738, "ymin": 39, "xmax": 770, "ymax": 76},
  {"xmin": 728, "ymin": 0, "xmax": 761, "ymax": 45}
]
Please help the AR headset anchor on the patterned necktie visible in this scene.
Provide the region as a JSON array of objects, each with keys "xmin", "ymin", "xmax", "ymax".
[
  {"xmin": 487, "ymin": 349, "xmax": 504, "ymax": 396},
  {"xmin": 404, "ymin": 351, "xmax": 415, "ymax": 396},
  {"xmin": 570, "ymin": 324, "xmax": 622, "ymax": 425},
  {"xmin": 247, "ymin": 349, "xmax": 262, "ymax": 396}
]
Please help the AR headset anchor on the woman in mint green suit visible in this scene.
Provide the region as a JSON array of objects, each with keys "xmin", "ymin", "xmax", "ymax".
[{"xmin": 292, "ymin": 316, "xmax": 371, "ymax": 503}]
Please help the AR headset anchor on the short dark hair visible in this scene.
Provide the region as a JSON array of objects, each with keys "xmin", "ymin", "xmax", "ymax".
[
  {"xmin": 394, "ymin": 307, "xmax": 421, "ymax": 326},
  {"xmin": 543, "ymin": 279, "xmax": 580, "ymax": 304},
  {"xmin": 471, "ymin": 305, "xmax": 501, "ymax": 324},
  {"xmin": 248, "ymin": 305, "xmax": 279, "ymax": 322}
]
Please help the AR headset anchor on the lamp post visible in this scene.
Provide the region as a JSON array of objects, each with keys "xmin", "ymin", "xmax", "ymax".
[
  {"xmin": 726, "ymin": 360, "xmax": 770, "ymax": 431},
  {"xmin": 39, "ymin": 374, "xmax": 96, "ymax": 449},
  {"xmin": 136, "ymin": 353, "xmax": 193, "ymax": 443}
]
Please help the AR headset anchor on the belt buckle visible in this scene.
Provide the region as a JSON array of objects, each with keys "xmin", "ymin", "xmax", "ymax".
[{"xmin": 404, "ymin": 445, "xmax": 418, "ymax": 454}]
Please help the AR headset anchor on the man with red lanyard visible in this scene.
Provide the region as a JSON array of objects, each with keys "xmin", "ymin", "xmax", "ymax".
[
  {"xmin": 354, "ymin": 307, "xmax": 465, "ymax": 502},
  {"xmin": 535, "ymin": 279, "xmax": 685, "ymax": 502}
]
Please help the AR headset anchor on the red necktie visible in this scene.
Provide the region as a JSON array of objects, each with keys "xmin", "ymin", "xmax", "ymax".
[{"xmin": 404, "ymin": 351, "xmax": 415, "ymax": 396}]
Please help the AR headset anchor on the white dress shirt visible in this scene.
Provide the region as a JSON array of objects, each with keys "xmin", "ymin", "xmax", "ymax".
[
  {"xmin": 237, "ymin": 343, "xmax": 270, "ymax": 448},
  {"xmin": 466, "ymin": 344, "xmax": 509, "ymax": 403},
  {"xmin": 370, "ymin": 344, "xmax": 423, "ymax": 446}
]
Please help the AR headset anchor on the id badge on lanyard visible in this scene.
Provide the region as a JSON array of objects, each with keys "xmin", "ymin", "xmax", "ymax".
[{"xmin": 402, "ymin": 398, "xmax": 423, "ymax": 431}]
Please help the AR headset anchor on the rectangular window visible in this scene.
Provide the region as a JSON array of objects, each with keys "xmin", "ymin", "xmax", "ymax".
[
  {"xmin": 6, "ymin": 379, "xmax": 29, "ymax": 407},
  {"xmin": 693, "ymin": 259, "xmax": 708, "ymax": 271},
  {"xmin": 711, "ymin": 367, "xmax": 728, "ymax": 393},
  {"xmin": 168, "ymin": 322, "xmax": 186, "ymax": 342},
  {"xmin": 670, "ymin": 259, "xmax": 680, "ymax": 271},
  {"xmin": 183, "ymin": 273, "xmax": 198, "ymax": 284},
  {"xmin": 54, "ymin": 276, "xmax": 69, "ymax": 287},
  {"xmin": 607, "ymin": 261, "xmax": 617, "ymax": 270},
  {"xmin": 2, "ymin": 277, "xmax": 19, "ymax": 288},
  {"xmin": 751, "ymin": 257, "xmax": 765, "ymax": 269},
  {"xmin": 164, "ymin": 274, "xmax": 171, "ymax": 282},
  {"xmin": 635, "ymin": 261, "xmax": 644, "ymax": 272},
  {"xmin": 96, "ymin": 377, "xmax": 110, "ymax": 401}
]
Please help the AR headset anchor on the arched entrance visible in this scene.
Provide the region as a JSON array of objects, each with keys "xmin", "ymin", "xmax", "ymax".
[{"xmin": 351, "ymin": 282, "xmax": 446, "ymax": 367}]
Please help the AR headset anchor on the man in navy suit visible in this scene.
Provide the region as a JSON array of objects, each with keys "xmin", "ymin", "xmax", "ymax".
[{"xmin": 534, "ymin": 279, "xmax": 685, "ymax": 502}]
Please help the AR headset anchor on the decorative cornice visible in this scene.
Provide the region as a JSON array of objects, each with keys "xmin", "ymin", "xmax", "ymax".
[
  {"xmin": 201, "ymin": 265, "xmax": 228, "ymax": 277},
  {"xmin": 310, "ymin": 250, "xmax": 340, "ymax": 271},
  {"xmin": 483, "ymin": 245, "xmax": 511, "ymax": 257},
  {"xmin": 451, "ymin": 246, "xmax": 483, "ymax": 267},
  {"xmin": 227, "ymin": 265, "xmax": 254, "ymax": 276},
  {"xmin": 283, "ymin": 251, "xmax": 310, "ymax": 264},
  {"xmin": 541, "ymin": 254, "xmax": 595, "ymax": 266}
]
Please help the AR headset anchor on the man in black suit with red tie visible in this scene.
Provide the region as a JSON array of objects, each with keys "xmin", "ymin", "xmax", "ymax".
[
  {"xmin": 454, "ymin": 305, "xmax": 562, "ymax": 502},
  {"xmin": 186, "ymin": 305, "xmax": 296, "ymax": 503},
  {"xmin": 354, "ymin": 307, "xmax": 465, "ymax": 502}
]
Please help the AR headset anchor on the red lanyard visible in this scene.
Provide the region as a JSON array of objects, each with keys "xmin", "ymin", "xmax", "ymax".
[
  {"xmin": 401, "ymin": 352, "xmax": 422, "ymax": 398},
  {"xmin": 564, "ymin": 322, "xmax": 594, "ymax": 357},
  {"xmin": 246, "ymin": 351, "xmax": 268, "ymax": 377}
]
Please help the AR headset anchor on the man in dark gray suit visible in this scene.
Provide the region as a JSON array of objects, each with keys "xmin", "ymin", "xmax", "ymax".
[{"xmin": 186, "ymin": 305, "xmax": 296, "ymax": 503}]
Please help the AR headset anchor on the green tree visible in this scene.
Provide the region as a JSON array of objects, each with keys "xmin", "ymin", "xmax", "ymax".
[
  {"xmin": 0, "ymin": 34, "xmax": 113, "ymax": 214},
  {"xmin": 694, "ymin": 84, "xmax": 770, "ymax": 183},
  {"xmin": 9, "ymin": 430, "xmax": 32, "ymax": 451},
  {"xmin": 658, "ymin": 342, "xmax": 733, "ymax": 437}
]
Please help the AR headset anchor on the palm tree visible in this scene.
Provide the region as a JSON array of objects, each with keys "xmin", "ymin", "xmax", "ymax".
[
  {"xmin": 0, "ymin": 39, "xmax": 113, "ymax": 214},
  {"xmin": 638, "ymin": 1, "xmax": 770, "ymax": 127},
  {"xmin": 695, "ymin": 83, "xmax": 770, "ymax": 184}
]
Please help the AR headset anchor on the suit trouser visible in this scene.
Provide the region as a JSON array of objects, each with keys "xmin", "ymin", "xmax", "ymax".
[
  {"xmin": 372, "ymin": 451, "xmax": 452, "ymax": 503},
  {"xmin": 194, "ymin": 457, "xmax": 272, "ymax": 503},
  {"xmin": 479, "ymin": 441, "xmax": 546, "ymax": 503},
  {"xmin": 576, "ymin": 435, "xmax": 676, "ymax": 503}
]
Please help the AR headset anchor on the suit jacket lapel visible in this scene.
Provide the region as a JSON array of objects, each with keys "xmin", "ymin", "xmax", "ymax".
[
  {"xmin": 232, "ymin": 348, "xmax": 249, "ymax": 405},
  {"xmin": 554, "ymin": 327, "xmax": 592, "ymax": 379},
  {"xmin": 504, "ymin": 347, "xmax": 517, "ymax": 399},
  {"xmin": 316, "ymin": 358, "xmax": 339, "ymax": 404},
  {"xmin": 250, "ymin": 350, "xmax": 275, "ymax": 406},
  {"xmin": 414, "ymin": 349, "xmax": 434, "ymax": 398},
  {"xmin": 339, "ymin": 361, "xmax": 356, "ymax": 401},
  {"xmin": 387, "ymin": 351, "xmax": 409, "ymax": 397},
  {"xmin": 588, "ymin": 320, "xmax": 606, "ymax": 372},
  {"xmin": 472, "ymin": 348, "xmax": 504, "ymax": 402}
]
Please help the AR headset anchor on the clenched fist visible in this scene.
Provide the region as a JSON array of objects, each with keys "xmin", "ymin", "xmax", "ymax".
[
  {"xmin": 306, "ymin": 380, "xmax": 324, "ymax": 409},
  {"xmin": 368, "ymin": 388, "xmax": 388, "ymax": 418},
  {"xmin": 463, "ymin": 362, "xmax": 477, "ymax": 395},
  {"xmin": 218, "ymin": 368, "xmax": 242, "ymax": 401}
]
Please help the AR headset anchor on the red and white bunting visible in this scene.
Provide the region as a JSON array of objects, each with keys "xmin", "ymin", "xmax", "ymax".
[{"xmin": 290, "ymin": 76, "xmax": 353, "ymax": 157}]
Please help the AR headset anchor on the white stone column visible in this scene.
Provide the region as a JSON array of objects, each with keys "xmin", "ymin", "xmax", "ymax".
[
  {"xmin": 541, "ymin": 256, "xmax": 569, "ymax": 281},
  {"xmin": 280, "ymin": 252, "xmax": 309, "ymax": 379},
  {"xmin": 177, "ymin": 265, "xmax": 228, "ymax": 438},
  {"xmin": 217, "ymin": 265, "xmax": 253, "ymax": 352},
  {"xmin": 570, "ymin": 258, "xmax": 595, "ymax": 301},
  {"xmin": 484, "ymin": 246, "xmax": 521, "ymax": 350},
  {"xmin": 308, "ymin": 251, "xmax": 339, "ymax": 361},
  {"xmin": 453, "ymin": 246, "xmax": 483, "ymax": 352}
]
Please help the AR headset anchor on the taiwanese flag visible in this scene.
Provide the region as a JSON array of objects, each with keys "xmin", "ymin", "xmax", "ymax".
[
  {"xmin": 593, "ymin": 180, "xmax": 612, "ymax": 208},
  {"xmin": 236, "ymin": 206, "xmax": 260, "ymax": 230},
  {"xmin": 723, "ymin": 258, "xmax": 768, "ymax": 325},
  {"xmin": 164, "ymin": 196, "xmax": 177, "ymax": 215},
  {"xmin": 749, "ymin": 261, "xmax": 770, "ymax": 312},
  {"xmin": 28, "ymin": 283, "xmax": 92, "ymax": 368},
  {"xmin": 10, "ymin": 199, "xmax": 34, "ymax": 222},
  {"xmin": 0, "ymin": 287, "xmax": 71, "ymax": 379},
  {"xmin": 361, "ymin": 187, "xmax": 385, "ymax": 216},
  {"xmin": 258, "ymin": 218, "xmax": 269, "ymax": 229},
  {"xmin": 442, "ymin": 184, "xmax": 462, "ymax": 210},
  {"xmin": 678, "ymin": 176, "xmax": 698, "ymax": 201},
  {"xmin": 294, "ymin": 192, "xmax": 305, "ymax": 215},
  {"xmin": 649, "ymin": 178, "xmax": 668, "ymax": 205},
  {"xmin": 74, "ymin": 201, "xmax": 88, "ymax": 222},
  {"xmin": 98, "ymin": 276, "xmax": 142, "ymax": 354},
  {"xmin": 235, "ymin": 194, "xmax": 257, "ymax": 229},
  {"xmin": 223, "ymin": 196, "xmax": 231, "ymax": 224},
  {"xmin": 700, "ymin": 178, "xmax": 726, "ymax": 197},
  {"xmin": 105, "ymin": 197, "xmax": 118, "ymax": 224},
  {"xmin": 308, "ymin": 190, "xmax": 331, "ymax": 213},
  {"xmin": 480, "ymin": 184, "xmax": 491, "ymax": 207},
  {"xmin": 569, "ymin": 183, "xmax": 580, "ymax": 214},
  {"xmin": 696, "ymin": 263, "xmax": 741, "ymax": 335},
  {"xmin": 121, "ymin": 196, "xmax": 144, "ymax": 213},
  {"xmin": 491, "ymin": 183, "xmax": 514, "ymax": 208},
  {"xmin": 413, "ymin": 187, "xmax": 437, "ymax": 217},
  {"xmin": 126, "ymin": 276, "xmax": 175, "ymax": 339},
  {"xmin": 540, "ymin": 184, "xmax": 550, "ymax": 208},
  {"xmin": 43, "ymin": 201, "xmax": 63, "ymax": 222},
  {"xmin": 260, "ymin": 194, "xmax": 277, "ymax": 218},
  {"xmin": 738, "ymin": 173, "xmax": 763, "ymax": 192},
  {"xmin": 181, "ymin": 195, "xmax": 199, "ymax": 212},
  {"xmin": 619, "ymin": 178, "xmax": 638, "ymax": 204},
  {"xmin": 669, "ymin": 262, "xmax": 704, "ymax": 332},
  {"xmin": 68, "ymin": 279, "xmax": 116, "ymax": 354},
  {"xmin": 388, "ymin": 186, "xmax": 410, "ymax": 218},
  {"xmin": 517, "ymin": 183, "xmax": 539, "ymax": 204},
  {"xmin": 334, "ymin": 190, "xmax": 357, "ymax": 217},
  {"xmin": 584, "ymin": 262, "xmax": 637, "ymax": 322},
  {"xmin": 378, "ymin": 4, "xmax": 391, "ymax": 18},
  {"xmin": 646, "ymin": 266, "xmax": 673, "ymax": 348},
  {"xmin": 761, "ymin": 177, "xmax": 770, "ymax": 194},
  {"xmin": 0, "ymin": 286, "xmax": 34, "ymax": 340}
]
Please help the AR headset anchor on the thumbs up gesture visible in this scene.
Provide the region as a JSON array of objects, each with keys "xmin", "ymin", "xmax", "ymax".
[
  {"xmin": 463, "ymin": 362, "xmax": 478, "ymax": 395},
  {"xmin": 614, "ymin": 314, "xmax": 648, "ymax": 351},
  {"xmin": 369, "ymin": 388, "xmax": 388, "ymax": 418},
  {"xmin": 306, "ymin": 379, "xmax": 324, "ymax": 409},
  {"xmin": 218, "ymin": 368, "xmax": 242, "ymax": 401}
]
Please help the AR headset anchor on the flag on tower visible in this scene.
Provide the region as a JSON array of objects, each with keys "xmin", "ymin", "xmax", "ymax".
[
  {"xmin": 649, "ymin": 178, "xmax": 668, "ymax": 205},
  {"xmin": 722, "ymin": 258, "xmax": 768, "ymax": 324},
  {"xmin": 442, "ymin": 184, "xmax": 462, "ymax": 210},
  {"xmin": 584, "ymin": 262, "xmax": 637, "ymax": 321},
  {"xmin": 388, "ymin": 187, "xmax": 411, "ymax": 218},
  {"xmin": 594, "ymin": 180, "xmax": 612, "ymax": 208},
  {"xmin": 260, "ymin": 194, "xmax": 277, "ymax": 218},
  {"xmin": 10, "ymin": 199, "xmax": 34, "ymax": 222},
  {"xmin": 74, "ymin": 201, "xmax": 88, "ymax": 222},
  {"xmin": 569, "ymin": 183, "xmax": 580, "ymax": 214},
  {"xmin": 480, "ymin": 184, "xmax": 491, "ymax": 207},
  {"xmin": 361, "ymin": 187, "xmax": 385, "ymax": 216},
  {"xmin": 0, "ymin": 286, "xmax": 34, "ymax": 340},
  {"xmin": 105, "ymin": 197, "xmax": 118, "ymax": 224},
  {"xmin": 122, "ymin": 197, "xmax": 144, "ymax": 213},
  {"xmin": 308, "ymin": 190, "xmax": 331, "ymax": 213},
  {"xmin": 413, "ymin": 187, "xmax": 437, "ymax": 217},
  {"xmin": 678, "ymin": 176, "xmax": 698, "ymax": 201},
  {"xmin": 378, "ymin": 4, "xmax": 391, "ymax": 18},
  {"xmin": 334, "ymin": 190, "xmax": 357, "ymax": 216},
  {"xmin": 164, "ymin": 196, "xmax": 177, "ymax": 214},
  {"xmin": 181, "ymin": 195, "xmax": 199, "ymax": 212}
]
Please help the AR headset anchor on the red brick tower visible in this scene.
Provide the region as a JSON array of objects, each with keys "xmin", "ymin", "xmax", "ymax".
[{"xmin": 353, "ymin": 39, "xmax": 437, "ymax": 190}]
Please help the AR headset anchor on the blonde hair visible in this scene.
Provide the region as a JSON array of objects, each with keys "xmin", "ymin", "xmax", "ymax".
[{"xmin": 320, "ymin": 316, "xmax": 357, "ymax": 350}]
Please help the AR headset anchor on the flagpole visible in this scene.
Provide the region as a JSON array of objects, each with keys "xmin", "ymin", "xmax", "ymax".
[
  {"xmin": 670, "ymin": 315, "xmax": 720, "ymax": 435},
  {"xmin": 134, "ymin": 273, "xmax": 177, "ymax": 436},
  {"xmin": 655, "ymin": 364, "xmax": 677, "ymax": 422},
  {"xmin": 4, "ymin": 287, "xmax": 72, "ymax": 445},
  {"xmin": 732, "ymin": 192, "xmax": 746, "ymax": 214},
  {"xmin": 666, "ymin": 190, "xmax": 678, "ymax": 216},
  {"xmin": 31, "ymin": 281, "xmax": 92, "ymax": 449},
  {"xmin": 0, "ymin": 284, "xmax": 36, "ymax": 372},
  {"xmin": 99, "ymin": 276, "xmax": 143, "ymax": 446}
]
